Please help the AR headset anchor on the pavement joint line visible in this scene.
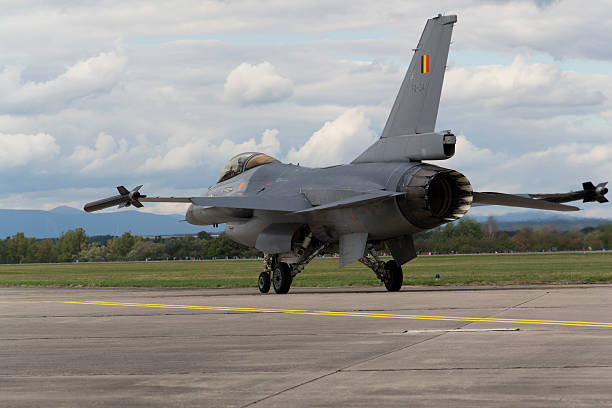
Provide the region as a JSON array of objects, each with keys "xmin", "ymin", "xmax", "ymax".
[
  {"xmin": 240, "ymin": 319, "xmax": 452, "ymax": 407},
  {"xmin": 59, "ymin": 300, "xmax": 612, "ymax": 328}
]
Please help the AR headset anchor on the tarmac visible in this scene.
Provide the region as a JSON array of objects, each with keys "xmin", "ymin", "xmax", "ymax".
[{"xmin": 2, "ymin": 284, "xmax": 612, "ymax": 407}]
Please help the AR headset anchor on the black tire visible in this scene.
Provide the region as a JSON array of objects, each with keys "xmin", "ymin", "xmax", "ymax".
[
  {"xmin": 258, "ymin": 272, "xmax": 271, "ymax": 293},
  {"xmin": 384, "ymin": 260, "xmax": 403, "ymax": 292},
  {"xmin": 272, "ymin": 262, "xmax": 292, "ymax": 294}
]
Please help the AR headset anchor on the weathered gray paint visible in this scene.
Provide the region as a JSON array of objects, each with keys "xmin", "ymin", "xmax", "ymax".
[
  {"xmin": 255, "ymin": 223, "xmax": 303, "ymax": 254},
  {"xmin": 386, "ymin": 235, "xmax": 417, "ymax": 265},
  {"xmin": 380, "ymin": 14, "xmax": 456, "ymax": 137},
  {"xmin": 352, "ymin": 132, "xmax": 456, "ymax": 163},
  {"xmin": 339, "ymin": 232, "xmax": 368, "ymax": 267}
]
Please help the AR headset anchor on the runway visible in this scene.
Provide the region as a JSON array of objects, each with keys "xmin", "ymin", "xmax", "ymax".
[{"xmin": 2, "ymin": 285, "xmax": 612, "ymax": 407}]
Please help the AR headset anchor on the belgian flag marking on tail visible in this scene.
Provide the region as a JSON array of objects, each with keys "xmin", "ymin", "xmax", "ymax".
[{"xmin": 421, "ymin": 54, "xmax": 430, "ymax": 74}]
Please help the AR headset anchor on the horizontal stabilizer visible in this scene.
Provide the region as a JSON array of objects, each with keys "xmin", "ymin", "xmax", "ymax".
[{"xmin": 473, "ymin": 192, "xmax": 579, "ymax": 212}]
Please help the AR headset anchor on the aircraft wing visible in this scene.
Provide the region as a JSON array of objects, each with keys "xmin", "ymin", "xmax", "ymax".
[
  {"xmin": 527, "ymin": 181, "xmax": 608, "ymax": 204},
  {"xmin": 472, "ymin": 181, "xmax": 608, "ymax": 212},
  {"xmin": 472, "ymin": 192, "xmax": 579, "ymax": 212},
  {"xmin": 84, "ymin": 185, "xmax": 404, "ymax": 213},
  {"xmin": 84, "ymin": 185, "xmax": 314, "ymax": 213},
  {"xmin": 292, "ymin": 190, "xmax": 403, "ymax": 213},
  {"xmin": 189, "ymin": 196, "xmax": 312, "ymax": 212}
]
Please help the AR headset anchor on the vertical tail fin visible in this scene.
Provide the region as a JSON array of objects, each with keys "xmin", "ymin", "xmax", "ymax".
[{"xmin": 381, "ymin": 14, "xmax": 456, "ymax": 138}]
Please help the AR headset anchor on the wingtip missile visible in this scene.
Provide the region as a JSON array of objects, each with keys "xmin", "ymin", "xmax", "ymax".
[
  {"xmin": 582, "ymin": 181, "xmax": 608, "ymax": 203},
  {"xmin": 83, "ymin": 185, "xmax": 147, "ymax": 212}
]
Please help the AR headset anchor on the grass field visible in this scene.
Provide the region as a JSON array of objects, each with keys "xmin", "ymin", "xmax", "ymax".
[{"xmin": 0, "ymin": 252, "xmax": 611, "ymax": 288}]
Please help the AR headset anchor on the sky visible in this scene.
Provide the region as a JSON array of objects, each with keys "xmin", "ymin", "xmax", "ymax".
[{"xmin": 0, "ymin": 0, "xmax": 611, "ymax": 219}]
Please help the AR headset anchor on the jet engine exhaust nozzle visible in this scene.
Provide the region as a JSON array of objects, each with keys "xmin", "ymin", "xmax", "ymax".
[{"xmin": 395, "ymin": 164, "xmax": 473, "ymax": 230}]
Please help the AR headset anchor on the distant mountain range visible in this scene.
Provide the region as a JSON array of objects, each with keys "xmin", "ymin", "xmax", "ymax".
[
  {"xmin": 0, "ymin": 206, "xmax": 609, "ymax": 239},
  {"xmin": 0, "ymin": 206, "xmax": 220, "ymax": 239},
  {"xmin": 469, "ymin": 211, "xmax": 611, "ymax": 231}
]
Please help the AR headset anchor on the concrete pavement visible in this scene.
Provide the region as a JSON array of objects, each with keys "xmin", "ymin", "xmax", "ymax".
[{"xmin": 1, "ymin": 285, "xmax": 612, "ymax": 407}]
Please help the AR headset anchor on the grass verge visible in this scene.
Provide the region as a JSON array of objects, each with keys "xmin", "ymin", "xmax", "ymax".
[{"xmin": 0, "ymin": 252, "xmax": 611, "ymax": 288}]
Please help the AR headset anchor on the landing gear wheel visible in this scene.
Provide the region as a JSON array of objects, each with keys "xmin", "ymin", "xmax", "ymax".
[
  {"xmin": 272, "ymin": 262, "xmax": 292, "ymax": 294},
  {"xmin": 258, "ymin": 272, "xmax": 271, "ymax": 293},
  {"xmin": 384, "ymin": 260, "xmax": 403, "ymax": 292}
]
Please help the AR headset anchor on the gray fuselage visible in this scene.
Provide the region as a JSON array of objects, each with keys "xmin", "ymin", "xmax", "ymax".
[{"xmin": 185, "ymin": 161, "xmax": 470, "ymax": 249}]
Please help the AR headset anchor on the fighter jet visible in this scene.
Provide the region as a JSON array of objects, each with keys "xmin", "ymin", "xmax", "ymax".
[{"xmin": 85, "ymin": 14, "xmax": 608, "ymax": 294}]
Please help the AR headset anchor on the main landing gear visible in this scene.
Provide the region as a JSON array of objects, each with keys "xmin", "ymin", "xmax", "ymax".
[
  {"xmin": 359, "ymin": 248, "xmax": 403, "ymax": 292},
  {"xmin": 259, "ymin": 258, "xmax": 292, "ymax": 294},
  {"xmin": 272, "ymin": 262, "xmax": 292, "ymax": 294},
  {"xmin": 258, "ymin": 239, "xmax": 326, "ymax": 294},
  {"xmin": 258, "ymin": 272, "xmax": 271, "ymax": 293}
]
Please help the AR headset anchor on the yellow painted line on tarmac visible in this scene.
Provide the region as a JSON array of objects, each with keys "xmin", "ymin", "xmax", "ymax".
[{"xmin": 62, "ymin": 300, "xmax": 612, "ymax": 328}]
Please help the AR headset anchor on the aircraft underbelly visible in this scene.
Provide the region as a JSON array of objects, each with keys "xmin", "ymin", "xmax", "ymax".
[
  {"xmin": 224, "ymin": 198, "xmax": 423, "ymax": 253},
  {"xmin": 308, "ymin": 199, "xmax": 421, "ymax": 242}
]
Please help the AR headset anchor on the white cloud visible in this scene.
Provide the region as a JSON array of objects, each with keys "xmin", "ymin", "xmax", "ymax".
[
  {"xmin": 445, "ymin": 56, "xmax": 606, "ymax": 113},
  {"xmin": 0, "ymin": 1, "xmax": 610, "ymax": 220},
  {"xmin": 68, "ymin": 132, "xmax": 135, "ymax": 173},
  {"xmin": 445, "ymin": 135, "xmax": 612, "ymax": 198},
  {"xmin": 0, "ymin": 49, "xmax": 126, "ymax": 114},
  {"xmin": 458, "ymin": 1, "xmax": 612, "ymax": 60},
  {"xmin": 285, "ymin": 108, "xmax": 376, "ymax": 166},
  {"xmin": 0, "ymin": 133, "xmax": 60, "ymax": 168},
  {"xmin": 141, "ymin": 128, "xmax": 282, "ymax": 172},
  {"xmin": 223, "ymin": 62, "xmax": 293, "ymax": 105}
]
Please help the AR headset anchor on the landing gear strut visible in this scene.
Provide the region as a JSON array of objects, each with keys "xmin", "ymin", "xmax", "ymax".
[
  {"xmin": 359, "ymin": 248, "xmax": 403, "ymax": 292},
  {"xmin": 259, "ymin": 235, "xmax": 327, "ymax": 294}
]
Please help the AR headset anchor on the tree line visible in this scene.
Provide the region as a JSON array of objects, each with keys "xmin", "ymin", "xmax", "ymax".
[
  {"xmin": 0, "ymin": 218, "xmax": 610, "ymax": 264},
  {"xmin": 0, "ymin": 229, "xmax": 259, "ymax": 264},
  {"xmin": 414, "ymin": 218, "xmax": 612, "ymax": 254}
]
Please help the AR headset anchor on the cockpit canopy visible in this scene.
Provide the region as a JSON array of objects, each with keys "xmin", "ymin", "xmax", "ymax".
[{"xmin": 217, "ymin": 152, "xmax": 278, "ymax": 183}]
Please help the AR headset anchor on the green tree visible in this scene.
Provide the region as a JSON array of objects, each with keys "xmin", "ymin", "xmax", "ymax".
[
  {"xmin": 5, "ymin": 233, "xmax": 39, "ymax": 263},
  {"xmin": 36, "ymin": 239, "xmax": 57, "ymax": 263},
  {"xmin": 599, "ymin": 224, "xmax": 612, "ymax": 249},
  {"xmin": 107, "ymin": 232, "xmax": 140, "ymax": 260},
  {"xmin": 0, "ymin": 238, "xmax": 7, "ymax": 263},
  {"xmin": 79, "ymin": 243, "xmax": 108, "ymax": 262},
  {"xmin": 201, "ymin": 235, "xmax": 257, "ymax": 259},
  {"xmin": 197, "ymin": 230, "xmax": 212, "ymax": 240},
  {"xmin": 127, "ymin": 241, "xmax": 167, "ymax": 261},
  {"xmin": 57, "ymin": 228, "xmax": 89, "ymax": 262},
  {"xmin": 165, "ymin": 235, "xmax": 203, "ymax": 259},
  {"xmin": 454, "ymin": 218, "xmax": 485, "ymax": 240}
]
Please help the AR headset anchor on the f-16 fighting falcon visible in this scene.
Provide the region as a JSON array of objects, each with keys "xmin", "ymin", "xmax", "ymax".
[{"xmin": 85, "ymin": 14, "xmax": 608, "ymax": 294}]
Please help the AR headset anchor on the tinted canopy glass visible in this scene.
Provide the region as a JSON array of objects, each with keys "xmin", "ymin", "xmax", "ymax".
[{"xmin": 217, "ymin": 152, "xmax": 278, "ymax": 183}]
